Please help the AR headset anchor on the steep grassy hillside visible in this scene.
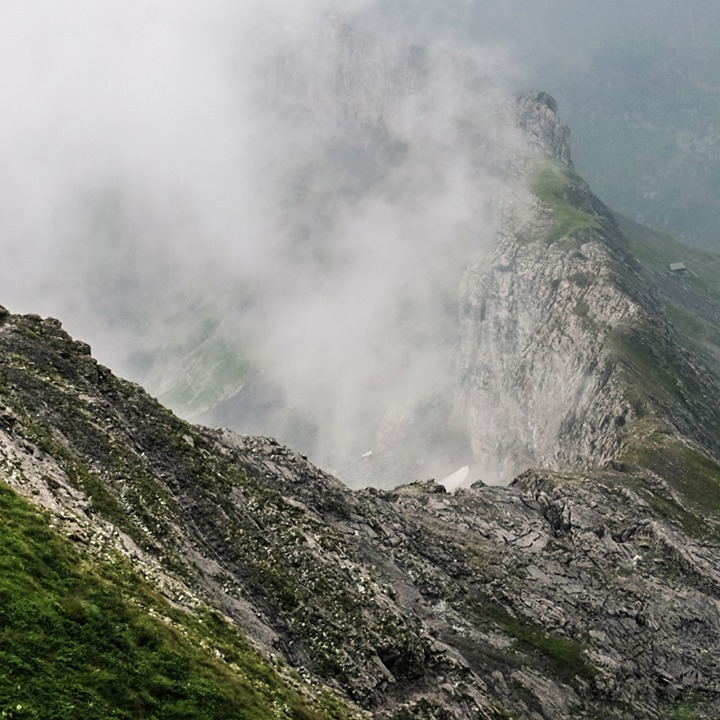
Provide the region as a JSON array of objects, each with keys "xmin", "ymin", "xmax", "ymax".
[
  {"xmin": 0, "ymin": 481, "xmax": 357, "ymax": 720},
  {"xmin": 530, "ymin": 159, "xmax": 600, "ymax": 244},
  {"xmin": 615, "ymin": 212, "xmax": 720, "ymax": 376}
]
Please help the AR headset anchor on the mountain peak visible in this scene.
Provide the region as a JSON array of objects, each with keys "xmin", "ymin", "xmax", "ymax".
[{"xmin": 517, "ymin": 91, "xmax": 573, "ymax": 166}]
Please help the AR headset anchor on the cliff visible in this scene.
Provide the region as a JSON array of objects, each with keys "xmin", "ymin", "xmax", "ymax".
[{"xmin": 456, "ymin": 93, "xmax": 720, "ymax": 483}]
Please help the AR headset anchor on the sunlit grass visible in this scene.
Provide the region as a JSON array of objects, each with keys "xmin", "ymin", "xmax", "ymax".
[
  {"xmin": 0, "ymin": 481, "xmax": 354, "ymax": 720},
  {"xmin": 530, "ymin": 159, "xmax": 600, "ymax": 243}
]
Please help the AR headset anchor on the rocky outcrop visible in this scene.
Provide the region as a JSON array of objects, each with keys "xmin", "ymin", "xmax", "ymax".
[{"xmin": 516, "ymin": 91, "xmax": 573, "ymax": 166}]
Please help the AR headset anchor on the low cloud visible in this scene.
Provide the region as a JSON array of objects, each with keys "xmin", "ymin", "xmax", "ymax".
[{"xmin": 0, "ymin": 1, "xmax": 533, "ymax": 485}]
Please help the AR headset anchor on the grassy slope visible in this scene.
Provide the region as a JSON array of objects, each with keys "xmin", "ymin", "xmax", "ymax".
[
  {"xmin": 615, "ymin": 212, "xmax": 720, "ymax": 374},
  {"xmin": 604, "ymin": 216, "xmax": 720, "ymax": 534},
  {"xmin": 0, "ymin": 480, "xmax": 355, "ymax": 720},
  {"xmin": 530, "ymin": 159, "xmax": 600, "ymax": 243}
]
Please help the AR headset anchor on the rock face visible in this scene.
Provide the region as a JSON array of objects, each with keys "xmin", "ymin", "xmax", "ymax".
[
  {"xmin": 455, "ymin": 92, "xmax": 720, "ymax": 482},
  {"xmin": 516, "ymin": 91, "xmax": 573, "ymax": 166}
]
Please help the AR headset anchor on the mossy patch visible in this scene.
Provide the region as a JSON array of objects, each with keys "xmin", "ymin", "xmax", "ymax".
[
  {"xmin": 606, "ymin": 326, "xmax": 683, "ymax": 410},
  {"xmin": 466, "ymin": 597, "xmax": 596, "ymax": 684},
  {"xmin": 530, "ymin": 159, "xmax": 600, "ymax": 244},
  {"xmin": 664, "ymin": 693, "xmax": 704, "ymax": 720},
  {"xmin": 623, "ymin": 436, "xmax": 720, "ymax": 518}
]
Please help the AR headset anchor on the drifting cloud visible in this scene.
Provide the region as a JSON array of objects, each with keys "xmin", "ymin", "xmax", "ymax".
[
  {"xmin": 0, "ymin": 1, "xmax": 536, "ymax": 487},
  {"xmin": 11, "ymin": 1, "xmax": 709, "ymax": 485}
]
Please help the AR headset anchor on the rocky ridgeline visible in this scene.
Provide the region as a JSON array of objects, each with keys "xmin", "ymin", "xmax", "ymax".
[
  {"xmin": 455, "ymin": 92, "xmax": 720, "ymax": 482},
  {"xmin": 2, "ymin": 307, "xmax": 720, "ymax": 718}
]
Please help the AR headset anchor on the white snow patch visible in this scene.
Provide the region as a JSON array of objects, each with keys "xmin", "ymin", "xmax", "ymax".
[{"xmin": 439, "ymin": 465, "xmax": 470, "ymax": 493}]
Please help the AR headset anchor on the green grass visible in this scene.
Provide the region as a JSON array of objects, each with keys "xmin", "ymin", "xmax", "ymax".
[
  {"xmin": 0, "ymin": 481, "xmax": 354, "ymax": 720},
  {"xmin": 664, "ymin": 303, "xmax": 711, "ymax": 343},
  {"xmin": 619, "ymin": 217, "xmax": 687, "ymax": 272},
  {"xmin": 530, "ymin": 160, "xmax": 600, "ymax": 244},
  {"xmin": 467, "ymin": 598, "xmax": 595, "ymax": 684},
  {"xmin": 618, "ymin": 416, "xmax": 720, "ymax": 538},
  {"xmin": 617, "ymin": 213, "xmax": 720, "ymax": 303},
  {"xmin": 623, "ymin": 437, "xmax": 720, "ymax": 517},
  {"xmin": 664, "ymin": 694, "xmax": 703, "ymax": 720},
  {"xmin": 606, "ymin": 326, "xmax": 682, "ymax": 409}
]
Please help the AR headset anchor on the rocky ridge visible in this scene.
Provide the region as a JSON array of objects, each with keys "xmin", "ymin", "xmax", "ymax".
[{"xmin": 455, "ymin": 92, "xmax": 720, "ymax": 482}]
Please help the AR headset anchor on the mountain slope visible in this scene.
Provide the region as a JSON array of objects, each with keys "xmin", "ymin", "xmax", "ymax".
[
  {"xmin": 0, "ymin": 483, "xmax": 355, "ymax": 720},
  {"xmin": 0, "ymin": 312, "xmax": 360, "ymax": 720},
  {"xmin": 614, "ymin": 212, "xmax": 720, "ymax": 377},
  {"xmin": 2, "ymin": 281, "xmax": 720, "ymax": 720}
]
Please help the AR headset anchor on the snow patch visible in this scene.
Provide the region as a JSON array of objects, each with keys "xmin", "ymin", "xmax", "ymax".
[{"xmin": 439, "ymin": 465, "xmax": 469, "ymax": 493}]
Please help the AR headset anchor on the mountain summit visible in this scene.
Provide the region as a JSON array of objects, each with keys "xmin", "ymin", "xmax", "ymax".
[{"xmin": 458, "ymin": 92, "xmax": 720, "ymax": 483}]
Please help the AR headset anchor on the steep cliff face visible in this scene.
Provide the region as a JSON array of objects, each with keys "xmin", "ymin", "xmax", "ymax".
[{"xmin": 456, "ymin": 92, "xmax": 720, "ymax": 483}]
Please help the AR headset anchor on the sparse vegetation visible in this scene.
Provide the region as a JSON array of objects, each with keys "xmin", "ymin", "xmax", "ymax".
[
  {"xmin": 0, "ymin": 481, "xmax": 355, "ymax": 720},
  {"xmin": 665, "ymin": 694, "xmax": 703, "ymax": 720},
  {"xmin": 622, "ymin": 434, "xmax": 720, "ymax": 519},
  {"xmin": 664, "ymin": 302, "xmax": 711, "ymax": 343},
  {"xmin": 467, "ymin": 598, "xmax": 596, "ymax": 684},
  {"xmin": 606, "ymin": 325, "xmax": 683, "ymax": 408},
  {"xmin": 617, "ymin": 213, "xmax": 720, "ymax": 301},
  {"xmin": 530, "ymin": 160, "xmax": 600, "ymax": 243}
]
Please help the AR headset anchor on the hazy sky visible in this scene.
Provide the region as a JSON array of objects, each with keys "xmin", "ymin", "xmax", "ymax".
[
  {"xmin": 5, "ymin": 0, "xmax": 714, "ymax": 327},
  {"xmin": 1, "ymin": 0, "xmax": 718, "ymax": 483},
  {"xmin": 359, "ymin": 1, "xmax": 720, "ymax": 74}
]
